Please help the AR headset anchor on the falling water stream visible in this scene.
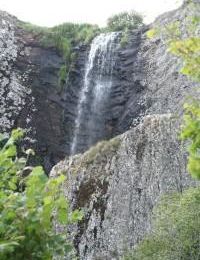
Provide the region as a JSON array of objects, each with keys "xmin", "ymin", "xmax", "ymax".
[{"xmin": 71, "ymin": 32, "xmax": 119, "ymax": 155}]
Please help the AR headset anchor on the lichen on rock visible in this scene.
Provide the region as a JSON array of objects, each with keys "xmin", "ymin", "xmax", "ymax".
[{"xmin": 51, "ymin": 114, "xmax": 197, "ymax": 259}]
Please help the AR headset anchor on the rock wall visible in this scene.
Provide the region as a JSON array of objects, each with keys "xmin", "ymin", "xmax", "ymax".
[
  {"xmin": 65, "ymin": 2, "xmax": 199, "ymax": 151},
  {"xmin": 0, "ymin": 11, "xmax": 68, "ymax": 171},
  {"xmin": 51, "ymin": 114, "xmax": 197, "ymax": 259},
  {"xmin": 0, "ymin": 11, "xmax": 32, "ymax": 133},
  {"xmin": 0, "ymin": 2, "xmax": 198, "ymax": 171},
  {"xmin": 0, "ymin": 1, "xmax": 200, "ymax": 259}
]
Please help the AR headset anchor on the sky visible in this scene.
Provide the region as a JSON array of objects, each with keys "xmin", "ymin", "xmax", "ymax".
[{"xmin": 0, "ymin": 0, "xmax": 183, "ymax": 27}]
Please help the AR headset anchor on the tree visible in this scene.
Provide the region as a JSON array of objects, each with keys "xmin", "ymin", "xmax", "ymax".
[{"xmin": 0, "ymin": 129, "xmax": 82, "ymax": 259}]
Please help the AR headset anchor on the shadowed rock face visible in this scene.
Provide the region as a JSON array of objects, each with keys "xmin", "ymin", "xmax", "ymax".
[{"xmin": 51, "ymin": 115, "xmax": 197, "ymax": 259}]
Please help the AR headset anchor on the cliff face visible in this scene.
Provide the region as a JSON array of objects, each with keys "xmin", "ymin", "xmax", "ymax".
[
  {"xmin": 51, "ymin": 115, "xmax": 197, "ymax": 259},
  {"xmin": 0, "ymin": 11, "xmax": 67, "ymax": 171},
  {"xmin": 0, "ymin": 3, "xmax": 199, "ymax": 258},
  {"xmin": 50, "ymin": 3, "xmax": 199, "ymax": 259},
  {"xmin": 0, "ymin": 3, "xmax": 198, "ymax": 171}
]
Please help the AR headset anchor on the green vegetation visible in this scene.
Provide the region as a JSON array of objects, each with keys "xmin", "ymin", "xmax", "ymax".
[
  {"xmin": 120, "ymin": 28, "xmax": 129, "ymax": 47},
  {"xmin": 58, "ymin": 64, "xmax": 68, "ymax": 91},
  {"xmin": 168, "ymin": 3, "xmax": 200, "ymax": 180},
  {"xmin": 107, "ymin": 11, "xmax": 143, "ymax": 32},
  {"xmin": 181, "ymin": 99, "xmax": 200, "ymax": 179},
  {"xmin": 71, "ymin": 137, "xmax": 121, "ymax": 176},
  {"xmin": 82, "ymin": 137, "xmax": 121, "ymax": 166},
  {"xmin": 20, "ymin": 21, "xmax": 100, "ymax": 89},
  {"xmin": 20, "ymin": 21, "xmax": 100, "ymax": 50},
  {"xmin": 0, "ymin": 129, "xmax": 83, "ymax": 259},
  {"xmin": 169, "ymin": 30, "xmax": 200, "ymax": 82},
  {"xmin": 124, "ymin": 187, "xmax": 200, "ymax": 260},
  {"xmin": 107, "ymin": 11, "xmax": 143, "ymax": 47},
  {"xmin": 147, "ymin": 21, "xmax": 181, "ymax": 41}
]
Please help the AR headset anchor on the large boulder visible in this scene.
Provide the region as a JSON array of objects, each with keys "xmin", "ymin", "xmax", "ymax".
[{"xmin": 51, "ymin": 114, "xmax": 197, "ymax": 259}]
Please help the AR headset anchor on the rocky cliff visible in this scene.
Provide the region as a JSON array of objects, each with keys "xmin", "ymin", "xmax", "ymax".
[
  {"xmin": 51, "ymin": 114, "xmax": 197, "ymax": 259},
  {"xmin": 0, "ymin": 11, "xmax": 68, "ymax": 171},
  {"xmin": 0, "ymin": 1, "xmax": 199, "ymax": 258},
  {"xmin": 50, "ymin": 2, "xmax": 199, "ymax": 259},
  {"xmin": 0, "ymin": 2, "xmax": 198, "ymax": 172}
]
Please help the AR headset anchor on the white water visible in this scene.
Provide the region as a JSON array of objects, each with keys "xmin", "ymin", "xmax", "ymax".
[{"xmin": 71, "ymin": 32, "xmax": 118, "ymax": 155}]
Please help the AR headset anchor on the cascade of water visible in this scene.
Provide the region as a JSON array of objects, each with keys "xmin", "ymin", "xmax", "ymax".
[{"xmin": 71, "ymin": 32, "xmax": 119, "ymax": 155}]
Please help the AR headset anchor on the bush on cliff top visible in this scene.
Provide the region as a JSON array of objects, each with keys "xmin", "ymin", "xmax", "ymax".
[
  {"xmin": 107, "ymin": 11, "xmax": 143, "ymax": 32},
  {"xmin": 106, "ymin": 11, "xmax": 143, "ymax": 47}
]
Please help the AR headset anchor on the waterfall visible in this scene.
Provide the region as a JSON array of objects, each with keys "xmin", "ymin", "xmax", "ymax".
[{"xmin": 71, "ymin": 32, "xmax": 119, "ymax": 155}]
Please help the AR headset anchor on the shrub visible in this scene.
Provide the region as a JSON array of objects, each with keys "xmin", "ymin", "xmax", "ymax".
[
  {"xmin": 120, "ymin": 28, "xmax": 129, "ymax": 47},
  {"xmin": 125, "ymin": 187, "xmax": 200, "ymax": 260},
  {"xmin": 0, "ymin": 129, "xmax": 83, "ymax": 259},
  {"xmin": 107, "ymin": 11, "xmax": 143, "ymax": 32}
]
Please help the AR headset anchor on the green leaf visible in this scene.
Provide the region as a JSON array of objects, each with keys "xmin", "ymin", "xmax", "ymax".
[
  {"xmin": 58, "ymin": 209, "xmax": 67, "ymax": 223},
  {"xmin": 70, "ymin": 209, "xmax": 83, "ymax": 222},
  {"xmin": 4, "ymin": 145, "xmax": 16, "ymax": 158},
  {"xmin": 0, "ymin": 129, "xmax": 81, "ymax": 258},
  {"xmin": 146, "ymin": 29, "xmax": 157, "ymax": 39},
  {"xmin": 8, "ymin": 181, "xmax": 17, "ymax": 190},
  {"xmin": 11, "ymin": 128, "xmax": 24, "ymax": 141}
]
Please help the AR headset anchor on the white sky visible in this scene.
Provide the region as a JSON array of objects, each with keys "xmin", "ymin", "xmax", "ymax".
[{"xmin": 0, "ymin": 0, "xmax": 183, "ymax": 27}]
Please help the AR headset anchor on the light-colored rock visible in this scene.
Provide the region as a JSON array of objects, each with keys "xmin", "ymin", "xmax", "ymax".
[
  {"xmin": 0, "ymin": 11, "xmax": 32, "ymax": 132},
  {"xmin": 51, "ymin": 114, "xmax": 198, "ymax": 259}
]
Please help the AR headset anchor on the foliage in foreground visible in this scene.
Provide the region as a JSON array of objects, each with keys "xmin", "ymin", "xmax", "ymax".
[
  {"xmin": 125, "ymin": 187, "xmax": 200, "ymax": 260},
  {"xmin": 0, "ymin": 129, "xmax": 82, "ymax": 259},
  {"xmin": 181, "ymin": 100, "xmax": 200, "ymax": 179}
]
